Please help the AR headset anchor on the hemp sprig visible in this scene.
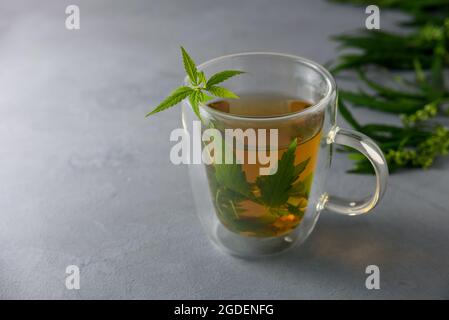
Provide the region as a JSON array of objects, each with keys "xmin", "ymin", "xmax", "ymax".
[{"xmin": 146, "ymin": 47, "xmax": 244, "ymax": 121}]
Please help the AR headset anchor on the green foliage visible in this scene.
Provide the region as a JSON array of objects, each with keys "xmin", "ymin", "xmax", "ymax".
[{"xmin": 330, "ymin": 0, "xmax": 449, "ymax": 173}]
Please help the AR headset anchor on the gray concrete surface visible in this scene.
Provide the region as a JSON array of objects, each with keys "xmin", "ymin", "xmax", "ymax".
[{"xmin": 0, "ymin": 0, "xmax": 448, "ymax": 299}]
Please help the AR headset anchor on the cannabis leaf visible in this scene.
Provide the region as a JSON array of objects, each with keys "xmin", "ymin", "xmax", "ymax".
[
  {"xmin": 188, "ymin": 90, "xmax": 203, "ymax": 120},
  {"xmin": 212, "ymin": 134, "xmax": 253, "ymax": 199},
  {"xmin": 181, "ymin": 46, "xmax": 198, "ymax": 85},
  {"xmin": 145, "ymin": 86, "xmax": 193, "ymax": 117},
  {"xmin": 290, "ymin": 173, "xmax": 314, "ymax": 198},
  {"xmin": 146, "ymin": 47, "xmax": 245, "ymax": 120},
  {"xmin": 215, "ymin": 162, "xmax": 253, "ymax": 198},
  {"xmin": 207, "ymin": 86, "xmax": 239, "ymax": 99},
  {"xmin": 206, "ymin": 70, "xmax": 245, "ymax": 88},
  {"xmin": 256, "ymin": 139, "xmax": 310, "ymax": 207},
  {"xmin": 293, "ymin": 157, "xmax": 310, "ymax": 178}
]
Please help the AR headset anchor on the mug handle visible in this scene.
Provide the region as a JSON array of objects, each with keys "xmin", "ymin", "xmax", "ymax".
[{"xmin": 321, "ymin": 126, "xmax": 389, "ymax": 215}]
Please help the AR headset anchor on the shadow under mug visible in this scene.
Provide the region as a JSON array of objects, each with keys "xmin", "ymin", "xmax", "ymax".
[{"xmin": 182, "ymin": 52, "xmax": 388, "ymax": 258}]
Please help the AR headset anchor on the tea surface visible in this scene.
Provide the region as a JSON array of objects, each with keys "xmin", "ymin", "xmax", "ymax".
[{"xmin": 208, "ymin": 93, "xmax": 311, "ymax": 117}]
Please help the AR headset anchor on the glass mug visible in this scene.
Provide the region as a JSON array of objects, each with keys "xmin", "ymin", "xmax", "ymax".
[{"xmin": 182, "ymin": 52, "xmax": 388, "ymax": 258}]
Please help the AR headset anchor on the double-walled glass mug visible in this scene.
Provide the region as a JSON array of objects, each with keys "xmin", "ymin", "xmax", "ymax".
[{"xmin": 182, "ymin": 52, "xmax": 388, "ymax": 258}]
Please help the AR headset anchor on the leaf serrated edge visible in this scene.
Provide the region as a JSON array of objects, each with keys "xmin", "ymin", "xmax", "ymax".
[
  {"xmin": 181, "ymin": 46, "xmax": 198, "ymax": 85},
  {"xmin": 146, "ymin": 86, "xmax": 193, "ymax": 117},
  {"xmin": 206, "ymin": 86, "xmax": 239, "ymax": 99},
  {"xmin": 206, "ymin": 70, "xmax": 245, "ymax": 88}
]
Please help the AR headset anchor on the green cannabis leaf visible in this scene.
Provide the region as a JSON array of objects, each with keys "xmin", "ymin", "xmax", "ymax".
[
  {"xmin": 208, "ymin": 136, "xmax": 313, "ymax": 236},
  {"xmin": 256, "ymin": 139, "xmax": 310, "ymax": 207},
  {"xmin": 181, "ymin": 46, "xmax": 198, "ymax": 85},
  {"xmin": 206, "ymin": 70, "xmax": 245, "ymax": 87},
  {"xmin": 206, "ymin": 86, "xmax": 239, "ymax": 99},
  {"xmin": 146, "ymin": 86, "xmax": 193, "ymax": 116},
  {"xmin": 215, "ymin": 162, "xmax": 253, "ymax": 199},
  {"xmin": 146, "ymin": 47, "xmax": 245, "ymax": 120}
]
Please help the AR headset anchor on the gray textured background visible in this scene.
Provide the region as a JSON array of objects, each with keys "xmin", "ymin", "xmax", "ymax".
[{"xmin": 1, "ymin": 0, "xmax": 448, "ymax": 299}]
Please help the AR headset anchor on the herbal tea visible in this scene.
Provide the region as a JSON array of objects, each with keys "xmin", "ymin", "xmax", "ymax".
[{"xmin": 205, "ymin": 93, "xmax": 324, "ymax": 237}]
